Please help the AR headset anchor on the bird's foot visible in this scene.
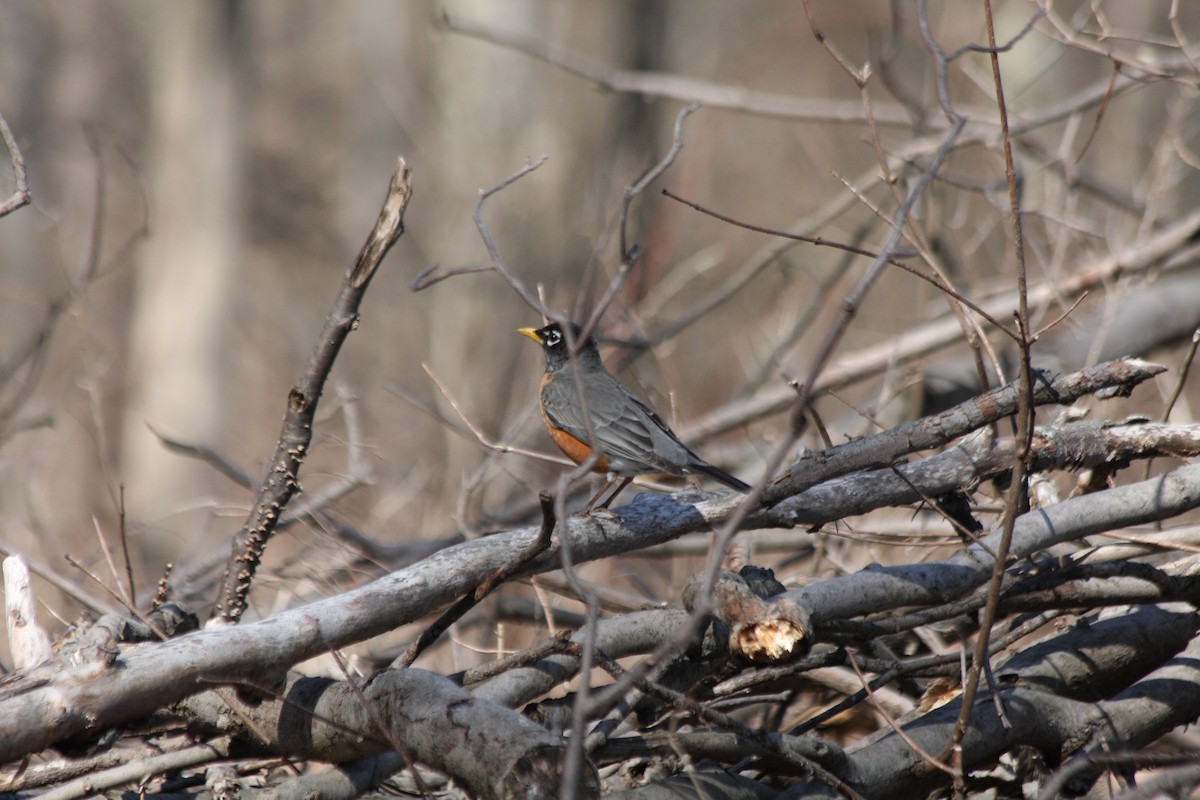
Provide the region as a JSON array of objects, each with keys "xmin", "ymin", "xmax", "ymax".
[{"xmin": 581, "ymin": 506, "xmax": 623, "ymax": 520}]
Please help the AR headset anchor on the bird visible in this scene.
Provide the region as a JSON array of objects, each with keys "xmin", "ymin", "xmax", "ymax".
[{"xmin": 518, "ymin": 321, "xmax": 750, "ymax": 511}]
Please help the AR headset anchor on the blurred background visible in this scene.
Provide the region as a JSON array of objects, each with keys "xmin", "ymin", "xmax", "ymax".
[{"xmin": 1, "ymin": 1, "xmax": 1199, "ymax": 647}]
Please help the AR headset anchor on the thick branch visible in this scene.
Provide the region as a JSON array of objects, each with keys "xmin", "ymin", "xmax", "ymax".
[
  {"xmin": 4, "ymin": 462, "xmax": 1200, "ymax": 763},
  {"xmin": 176, "ymin": 668, "xmax": 597, "ymax": 800},
  {"xmin": 784, "ymin": 462, "xmax": 1200, "ymax": 625},
  {"xmin": 770, "ymin": 419, "xmax": 1200, "ymax": 529},
  {"xmin": 763, "ymin": 357, "xmax": 1165, "ymax": 505},
  {"xmin": 784, "ymin": 605, "xmax": 1200, "ymax": 798}
]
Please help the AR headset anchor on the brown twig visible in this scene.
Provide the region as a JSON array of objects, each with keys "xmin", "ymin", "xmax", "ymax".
[
  {"xmin": 1142, "ymin": 328, "xmax": 1200, "ymax": 484},
  {"xmin": 91, "ymin": 516, "xmax": 133, "ymax": 609},
  {"xmin": 1162, "ymin": 328, "xmax": 1200, "ymax": 424},
  {"xmin": 458, "ymin": 629, "xmax": 575, "ymax": 686},
  {"xmin": 217, "ymin": 158, "xmax": 413, "ymax": 622},
  {"xmin": 884, "ymin": 464, "xmax": 996, "ymax": 558},
  {"xmin": 148, "ymin": 425, "xmax": 254, "ymax": 488},
  {"xmin": 63, "ymin": 555, "xmax": 166, "ymax": 641},
  {"xmin": 409, "ymin": 263, "xmax": 493, "ymax": 291},
  {"xmin": 829, "ymin": 171, "xmax": 1007, "ymax": 392},
  {"xmin": 1074, "ymin": 63, "xmax": 1120, "ymax": 164},
  {"xmin": 117, "ymin": 486, "xmax": 135, "ymax": 612},
  {"xmin": 802, "ymin": 0, "xmax": 897, "ymax": 200},
  {"xmin": 421, "ymin": 362, "xmax": 571, "ymax": 467},
  {"xmin": 616, "ymin": 103, "xmax": 697, "ymax": 266}
]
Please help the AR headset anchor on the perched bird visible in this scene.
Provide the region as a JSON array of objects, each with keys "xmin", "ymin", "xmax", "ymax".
[{"xmin": 518, "ymin": 321, "xmax": 750, "ymax": 510}]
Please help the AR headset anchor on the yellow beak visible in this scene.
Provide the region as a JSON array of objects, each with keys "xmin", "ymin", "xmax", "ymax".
[{"xmin": 517, "ymin": 327, "xmax": 542, "ymax": 344}]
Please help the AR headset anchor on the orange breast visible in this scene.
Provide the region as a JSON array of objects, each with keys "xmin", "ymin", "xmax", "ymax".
[
  {"xmin": 539, "ymin": 372, "xmax": 609, "ymax": 473},
  {"xmin": 544, "ymin": 416, "xmax": 610, "ymax": 474}
]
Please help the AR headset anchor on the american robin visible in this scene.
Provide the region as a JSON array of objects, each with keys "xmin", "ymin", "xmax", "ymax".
[{"xmin": 519, "ymin": 321, "xmax": 750, "ymax": 510}]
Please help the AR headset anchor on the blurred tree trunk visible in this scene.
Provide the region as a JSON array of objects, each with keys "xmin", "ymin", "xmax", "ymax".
[{"xmin": 121, "ymin": 2, "xmax": 240, "ymax": 563}]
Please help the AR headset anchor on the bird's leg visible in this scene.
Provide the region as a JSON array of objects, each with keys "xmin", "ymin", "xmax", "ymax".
[
  {"xmin": 596, "ymin": 476, "xmax": 633, "ymax": 511},
  {"xmin": 580, "ymin": 478, "xmax": 613, "ymax": 514},
  {"xmin": 580, "ymin": 479, "xmax": 628, "ymax": 515}
]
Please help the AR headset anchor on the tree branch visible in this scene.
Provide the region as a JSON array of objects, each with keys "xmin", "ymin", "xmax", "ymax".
[{"xmin": 217, "ymin": 158, "xmax": 413, "ymax": 622}]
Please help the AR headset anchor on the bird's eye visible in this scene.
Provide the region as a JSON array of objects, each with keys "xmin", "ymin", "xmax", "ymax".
[{"xmin": 545, "ymin": 330, "xmax": 560, "ymax": 346}]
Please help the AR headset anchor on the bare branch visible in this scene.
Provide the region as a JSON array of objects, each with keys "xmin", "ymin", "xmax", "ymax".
[{"xmin": 217, "ymin": 158, "xmax": 413, "ymax": 622}]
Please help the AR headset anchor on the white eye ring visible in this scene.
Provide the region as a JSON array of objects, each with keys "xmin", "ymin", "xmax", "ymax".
[{"xmin": 545, "ymin": 330, "xmax": 561, "ymax": 346}]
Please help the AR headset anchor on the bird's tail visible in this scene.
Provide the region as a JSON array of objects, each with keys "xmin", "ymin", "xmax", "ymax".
[{"xmin": 689, "ymin": 460, "xmax": 751, "ymax": 493}]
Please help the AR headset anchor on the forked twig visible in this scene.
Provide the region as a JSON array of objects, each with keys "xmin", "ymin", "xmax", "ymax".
[
  {"xmin": 393, "ymin": 492, "xmax": 557, "ymax": 669},
  {"xmin": 582, "ymin": 104, "xmax": 699, "ymax": 342},
  {"xmin": 410, "ymin": 156, "xmax": 550, "ymax": 319},
  {"xmin": 0, "ymin": 112, "xmax": 30, "ymax": 217}
]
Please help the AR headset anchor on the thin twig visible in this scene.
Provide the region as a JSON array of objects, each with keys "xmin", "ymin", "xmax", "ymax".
[
  {"xmin": 90, "ymin": 517, "xmax": 132, "ymax": 609},
  {"xmin": 409, "ymin": 264, "xmax": 493, "ymax": 291},
  {"xmin": 410, "ymin": 157, "xmax": 554, "ymax": 321},
  {"xmin": 884, "ymin": 465, "xmax": 996, "ymax": 557},
  {"xmin": 1162, "ymin": 328, "xmax": 1200, "ymax": 424},
  {"xmin": 478, "ymin": 157, "xmax": 553, "ymax": 302},
  {"xmin": 458, "ymin": 629, "xmax": 575, "ymax": 686},
  {"xmin": 554, "ymin": 478, "xmax": 601, "ymax": 800},
  {"xmin": 828, "ymin": 171, "xmax": 1008, "ymax": 386},
  {"xmin": 1074, "ymin": 63, "xmax": 1120, "ymax": 164},
  {"xmin": 617, "ymin": 103, "xmax": 697, "ymax": 265},
  {"xmin": 846, "ymin": 650, "xmax": 955, "ymax": 776},
  {"xmin": 421, "ymin": 362, "xmax": 572, "ymax": 467},
  {"xmin": 662, "ymin": 187, "xmax": 1014, "ymax": 341},
  {"xmin": 943, "ymin": 0, "xmax": 1035, "ymax": 767},
  {"xmin": 117, "ymin": 486, "xmax": 135, "ymax": 612},
  {"xmin": 62, "ymin": 555, "xmax": 159, "ymax": 637}
]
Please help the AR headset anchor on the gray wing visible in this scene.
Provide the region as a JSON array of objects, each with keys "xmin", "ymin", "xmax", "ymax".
[{"xmin": 541, "ymin": 370, "xmax": 693, "ymax": 474}]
